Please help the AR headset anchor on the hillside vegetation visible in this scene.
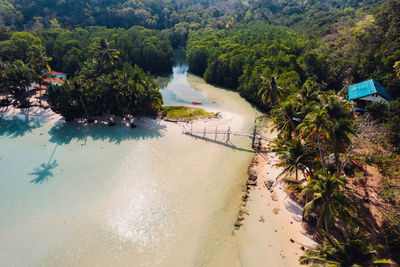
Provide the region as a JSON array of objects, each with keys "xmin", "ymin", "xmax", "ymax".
[{"xmin": 1, "ymin": 0, "xmax": 400, "ymax": 264}]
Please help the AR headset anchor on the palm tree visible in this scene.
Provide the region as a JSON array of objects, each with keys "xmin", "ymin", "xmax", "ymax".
[
  {"xmin": 319, "ymin": 92, "xmax": 352, "ymax": 122},
  {"xmin": 274, "ymin": 137, "xmax": 314, "ymax": 180},
  {"xmin": 271, "ymin": 96, "xmax": 299, "ymax": 139},
  {"xmin": 301, "ymin": 170, "xmax": 355, "ymax": 233},
  {"xmin": 0, "ymin": 62, "xmax": 10, "ymax": 104},
  {"xmin": 28, "ymin": 49, "xmax": 52, "ymax": 107},
  {"xmin": 137, "ymin": 78, "xmax": 163, "ymax": 117},
  {"xmin": 258, "ymin": 76, "xmax": 283, "ymax": 110},
  {"xmin": 7, "ymin": 60, "xmax": 34, "ymax": 107},
  {"xmin": 299, "ymin": 227, "xmax": 394, "ymax": 266},
  {"xmin": 92, "ymin": 39, "xmax": 120, "ymax": 74},
  {"xmin": 331, "ymin": 119, "xmax": 354, "ymax": 174},
  {"xmin": 319, "ymin": 92, "xmax": 354, "ymax": 173},
  {"xmin": 297, "ymin": 108, "xmax": 333, "ymax": 170},
  {"xmin": 295, "ymin": 79, "xmax": 320, "ymax": 119},
  {"xmin": 260, "ymin": 76, "xmax": 301, "ymax": 140}
]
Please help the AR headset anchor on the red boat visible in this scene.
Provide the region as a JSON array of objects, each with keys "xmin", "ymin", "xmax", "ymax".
[{"xmin": 191, "ymin": 101, "xmax": 202, "ymax": 105}]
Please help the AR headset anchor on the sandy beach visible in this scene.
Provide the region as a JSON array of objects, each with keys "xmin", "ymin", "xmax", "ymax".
[
  {"xmin": 234, "ymin": 120, "xmax": 316, "ymax": 267},
  {"xmin": 1, "ymin": 104, "xmax": 316, "ymax": 266}
]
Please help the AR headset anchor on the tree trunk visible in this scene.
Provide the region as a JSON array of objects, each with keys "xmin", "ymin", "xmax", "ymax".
[
  {"xmin": 1, "ymin": 88, "xmax": 9, "ymax": 105},
  {"xmin": 335, "ymin": 151, "xmax": 340, "ymax": 175},
  {"xmin": 317, "ymin": 132, "xmax": 325, "ymax": 170},
  {"xmin": 280, "ymin": 102, "xmax": 296, "ymax": 137},
  {"xmin": 38, "ymin": 81, "xmax": 42, "ymax": 107},
  {"xmin": 324, "ymin": 221, "xmax": 331, "ymax": 237}
]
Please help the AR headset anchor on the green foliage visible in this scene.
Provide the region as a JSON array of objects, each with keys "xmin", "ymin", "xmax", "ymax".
[
  {"xmin": 300, "ymin": 227, "xmax": 392, "ymax": 266},
  {"xmin": 163, "ymin": 106, "xmax": 215, "ymax": 120},
  {"xmin": 366, "ymin": 101, "xmax": 390, "ymax": 122},
  {"xmin": 7, "ymin": 0, "xmax": 242, "ymax": 30},
  {"xmin": 386, "ymin": 100, "xmax": 400, "ymax": 150},
  {"xmin": 343, "ymin": 7, "xmax": 356, "ymax": 17},
  {"xmin": 274, "ymin": 137, "xmax": 315, "ymax": 180},
  {"xmin": 187, "ymin": 23, "xmax": 309, "ymax": 108},
  {"xmin": 0, "ymin": 31, "xmax": 44, "ymax": 62},
  {"xmin": 334, "ymin": 0, "xmax": 400, "ymax": 98},
  {"xmin": 47, "ymin": 65, "xmax": 162, "ymax": 121},
  {"xmin": 301, "ymin": 170, "xmax": 355, "ymax": 232},
  {"xmin": 0, "ymin": 0, "xmax": 23, "ymax": 28},
  {"xmin": 382, "ymin": 211, "xmax": 400, "ymax": 261},
  {"xmin": 370, "ymin": 151, "xmax": 400, "ymax": 200},
  {"xmin": 46, "ymin": 80, "xmax": 84, "ymax": 122},
  {"xmin": 32, "ymin": 26, "xmax": 173, "ymax": 75},
  {"xmin": 258, "ymin": 76, "xmax": 283, "ymax": 110},
  {"xmin": 271, "ymin": 95, "xmax": 300, "ymax": 139},
  {"xmin": 2, "ymin": 60, "xmax": 34, "ymax": 107}
]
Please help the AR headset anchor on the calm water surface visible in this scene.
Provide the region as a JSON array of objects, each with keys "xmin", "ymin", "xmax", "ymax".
[{"xmin": 0, "ymin": 64, "xmax": 258, "ymax": 266}]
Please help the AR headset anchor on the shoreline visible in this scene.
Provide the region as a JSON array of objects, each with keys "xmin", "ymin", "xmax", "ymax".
[
  {"xmin": 234, "ymin": 120, "xmax": 317, "ymax": 267},
  {"xmin": 0, "ymin": 104, "xmax": 227, "ymax": 129},
  {"xmin": 1, "ymin": 105, "xmax": 316, "ymax": 266},
  {"xmin": 0, "ymin": 105, "xmax": 63, "ymax": 122}
]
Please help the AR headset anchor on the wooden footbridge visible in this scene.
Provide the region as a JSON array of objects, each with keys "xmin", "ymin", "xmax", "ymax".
[{"xmin": 182, "ymin": 120, "xmax": 272, "ymax": 149}]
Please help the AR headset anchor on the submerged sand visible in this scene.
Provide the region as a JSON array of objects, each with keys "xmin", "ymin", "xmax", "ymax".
[
  {"xmin": 1, "ymin": 74, "xmax": 316, "ymax": 266},
  {"xmin": 186, "ymin": 75, "xmax": 317, "ymax": 266}
]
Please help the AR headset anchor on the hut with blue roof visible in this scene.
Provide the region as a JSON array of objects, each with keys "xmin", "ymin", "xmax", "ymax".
[{"xmin": 348, "ymin": 79, "xmax": 393, "ymax": 110}]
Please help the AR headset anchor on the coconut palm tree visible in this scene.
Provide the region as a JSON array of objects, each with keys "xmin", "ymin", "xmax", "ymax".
[
  {"xmin": 296, "ymin": 79, "xmax": 320, "ymax": 119},
  {"xmin": 299, "ymin": 227, "xmax": 394, "ymax": 266},
  {"xmin": 28, "ymin": 49, "xmax": 52, "ymax": 107},
  {"xmin": 7, "ymin": 60, "xmax": 34, "ymax": 107},
  {"xmin": 92, "ymin": 39, "xmax": 120, "ymax": 74},
  {"xmin": 271, "ymin": 96, "xmax": 299, "ymax": 139},
  {"xmin": 274, "ymin": 137, "xmax": 315, "ymax": 180},
  {"xmin": 258, "ymin": 76, "xmax": 283, "ymax": 110},
  {"xmin": 301, "ymin": 170, "xmax": 355, "ymax": 233},
  {"xmin": 297, "ymin": 108, "xmax": 333, "ymax": 170},
  {"xmin": 137, "ymin": 78, "xmax": 163, "ymax": 117},
  {"xmin": 0, "ymin": 62, "xmax": 10, "ymax": 104},
  {"xmin": 319, "ymin": 91, "xmax": 352, "ymax": 122},
  {"xmin": 319, "ymin": 92, "xmax": 354, "ymax": 173},
  {"xmin": 331, "ymin": 118, "xmax": 353, "ymax": 174}
]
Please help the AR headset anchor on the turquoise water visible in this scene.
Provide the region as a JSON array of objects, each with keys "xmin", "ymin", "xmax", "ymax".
[
  {"xmin": 158, "ymin": 64, "xmax": 214, "ymax": 106},
  {"xmin": 0, "ymin": 64, "xmax": 258, "ymax": 266}
]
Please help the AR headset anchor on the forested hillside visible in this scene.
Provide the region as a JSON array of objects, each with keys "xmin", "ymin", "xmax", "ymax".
[
  {"xmin": 1, "ymin": 0, "xmax": 400, "ymax": 264},
  {"xmin": 1, "ymin": 26, "xmax": 172, "ymax": 75},
  {"xmin": 187, "ymin": 23, "xmax": 307, "ymax": 106},
  {"xmin": 187, "ymin": 0, "xmax": 400, "ymax": 109}
]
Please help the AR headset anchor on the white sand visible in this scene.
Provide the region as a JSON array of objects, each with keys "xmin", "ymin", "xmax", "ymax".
[
  {"xmin": 1, "ymin": 105, "xmax": 316, "ymax": 266},
  {"xmin": 234, "ymin": 121, "xmax": 317, "ymax": 267},
  {"xmin": 0, "ymin": 104, "xmax": 244, "ymax": 137}
]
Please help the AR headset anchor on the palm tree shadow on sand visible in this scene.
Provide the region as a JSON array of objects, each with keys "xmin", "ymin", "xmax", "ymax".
[
  {"xmin": 0, "ymin": 114, "xmax": 40, "ymax": 138},
  {"xmin": 29, "ymin": 160, "xmax": 58, "ymax": 184},
  {"xmin": 47, "ymin": 119, "xmax": 165, "ymax": 145},
  {"xmin": 29, "ymin": 144, "xmax": 58, "ymax": 184},
  {"xmin": 28, "ymin": 120, "xmax": 166, "ymax": 184}
]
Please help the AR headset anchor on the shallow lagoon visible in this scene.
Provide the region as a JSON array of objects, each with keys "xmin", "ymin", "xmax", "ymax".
[{"xmin": 0, "ymin": 64, "xmax": 258, "ymax": 266}]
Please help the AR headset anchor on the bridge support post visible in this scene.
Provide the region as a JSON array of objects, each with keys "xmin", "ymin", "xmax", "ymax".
[
  {"xmin": 251, "ymin": 119, "xmax": 257, "ymax": 148},
  {"xmin": 226, "ymin": 126, "xmax": 231, "ymax": 143}
]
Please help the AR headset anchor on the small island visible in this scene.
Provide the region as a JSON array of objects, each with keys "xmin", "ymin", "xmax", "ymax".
[{"xmin": 162, "ymin": 106, "xmax": 218, "ymax": 121}]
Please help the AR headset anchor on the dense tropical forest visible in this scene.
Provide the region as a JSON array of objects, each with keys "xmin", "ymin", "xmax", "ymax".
[{"xmin": 1, "ymin": 0, "xmax": 400, "ymax": 265}]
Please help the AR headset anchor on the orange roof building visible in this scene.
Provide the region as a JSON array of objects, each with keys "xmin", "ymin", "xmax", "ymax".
[{"xmin": 43, "ymin": 78, "xmax": 63, "ymax": 83}]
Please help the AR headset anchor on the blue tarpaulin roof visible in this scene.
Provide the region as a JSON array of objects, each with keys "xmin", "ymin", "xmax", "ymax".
[{"xmin": 348, "ymin": 79, "xmax": 393, "ymax": 101}]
